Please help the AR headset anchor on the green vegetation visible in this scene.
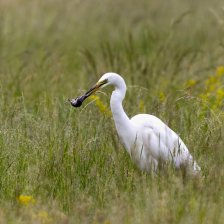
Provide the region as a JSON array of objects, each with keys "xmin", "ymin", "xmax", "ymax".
[{"xmin": 0, "ymin": 0, "xmax": 224, "ymax": 223}]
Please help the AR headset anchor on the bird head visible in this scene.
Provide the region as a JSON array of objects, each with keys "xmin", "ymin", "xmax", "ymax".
[
  {"xmin": 69, "ymin": 73, "xmax": 125, "ymax": 107},
  {"xmin": 69, "ymin": 73, "xmax": 109, "ymax": 107}
]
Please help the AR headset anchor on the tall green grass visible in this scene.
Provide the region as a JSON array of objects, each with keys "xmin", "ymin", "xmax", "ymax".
[{"xmin": 0, "ymin": 0, "xmax": 224, "ymax": 223}]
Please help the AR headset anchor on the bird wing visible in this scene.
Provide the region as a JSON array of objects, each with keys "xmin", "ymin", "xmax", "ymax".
[{"xmin": 130, "ymin": 114, "xmax": 191, "ymax": 167}]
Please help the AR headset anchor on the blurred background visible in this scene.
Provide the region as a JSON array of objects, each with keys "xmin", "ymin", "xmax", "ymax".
[{"xmin": 1, "ymin": 0, "xmax": 224, "ymax": 98}]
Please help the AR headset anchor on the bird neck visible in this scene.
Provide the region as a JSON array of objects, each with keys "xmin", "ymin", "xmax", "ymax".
[{"xmin": 110, "ymin": 86, "xmax": 134, "ymax": 153}]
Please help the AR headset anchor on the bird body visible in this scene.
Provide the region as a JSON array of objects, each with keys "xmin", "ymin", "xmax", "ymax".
[
  {"xmin": 70, "ymin": 72, "xmax": 201, "ymax": 174},
  {"xmin": 130, "ymin": 114, "xmax": 198, "ymax": 172}
]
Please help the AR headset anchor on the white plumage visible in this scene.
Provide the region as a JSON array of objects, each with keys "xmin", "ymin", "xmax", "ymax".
[{"xmin": 71, "ymin": 72, "xmax": 201, "ymax": 174}]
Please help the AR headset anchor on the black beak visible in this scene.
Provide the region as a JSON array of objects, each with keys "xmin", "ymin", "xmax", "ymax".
[{"xmin": 69, "ymin": 80, "xmax": 107, "ymax": 107}]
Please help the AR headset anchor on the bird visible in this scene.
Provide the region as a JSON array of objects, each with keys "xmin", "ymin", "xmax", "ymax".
[{"xmin": 69, "ymin": 72, "xmax": 201, "ymax": 175}]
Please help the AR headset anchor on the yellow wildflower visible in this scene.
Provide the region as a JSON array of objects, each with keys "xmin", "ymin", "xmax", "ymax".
[
  {"xmin": 216, "ymin": 88, "xmax": 224, "ymax": 98},
  {"xmin": 199, "ymin": 93, "xmax": 209, "ymax": 102},
  {"xmin": 159, "ymin": 91, "xmax": 165, "ymax": 102},
  {"xmin": 139, "ymin": 99, "xmax": 145, "ymax": 112},
  {"xmin": 37, "ymin": 210, "xmax": 53, "ymax": 223},
  {"xmin": 216, "ymin": 66, "xmax": 224, "ymax": 77},
  {"xmin": 18, "ymin": 195, "xmax": 35, "ymax": 206},
  {"xmin": 215, "ymin": 88, "xmax": 224, "ymax": 107},
  {"xmin": 185, "ymin": 79, "xmax": 196, "ymax": 88},
  {"xmin": 89, "ymin": 95, "xmax": 111, "ymax": 117},
  {"xmin": 198, "ymin": 67, "xmax": 224, "ymax": 113},
  {"xmin": 205, "ymin": 75, "xmax": 218, "ymax": 89}
]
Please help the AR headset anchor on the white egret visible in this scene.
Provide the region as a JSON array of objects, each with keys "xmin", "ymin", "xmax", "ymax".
[{"xmin": 70, "ymin": 73, "xmax": 201, "ymax": 174}]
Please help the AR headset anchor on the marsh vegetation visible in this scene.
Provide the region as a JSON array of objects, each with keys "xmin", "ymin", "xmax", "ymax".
[{"xmin": 0, "ymin": 0, "xmax": 224, "ymax": 223}]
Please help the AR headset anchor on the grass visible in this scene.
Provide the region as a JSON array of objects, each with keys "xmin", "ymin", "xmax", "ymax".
[{"xmin": 0, "ymin": 0, "xmax": 224, "ymax": 223}]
